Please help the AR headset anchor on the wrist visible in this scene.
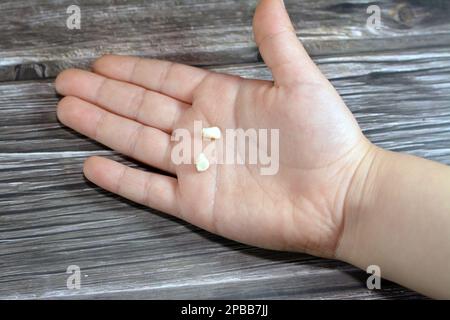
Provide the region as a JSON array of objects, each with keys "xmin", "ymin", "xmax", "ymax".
[{"xmin": 334, "ymin": 143, "xmax": 389, "ymax": 264}]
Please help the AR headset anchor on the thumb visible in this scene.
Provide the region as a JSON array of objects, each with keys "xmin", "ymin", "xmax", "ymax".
[{"xmin": 253, "ymin": 0, "xmax": 319, "ymax": 86}]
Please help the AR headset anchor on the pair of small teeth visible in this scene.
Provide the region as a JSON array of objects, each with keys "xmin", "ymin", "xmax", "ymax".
[{"xmin": 195, "ymin": 127, "xmax": 221, "ymax": 172}]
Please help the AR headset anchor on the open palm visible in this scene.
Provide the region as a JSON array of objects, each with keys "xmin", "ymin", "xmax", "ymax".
[{"xmin": 56, "ymin": 0, "xmax": 371, "ymax": 258}]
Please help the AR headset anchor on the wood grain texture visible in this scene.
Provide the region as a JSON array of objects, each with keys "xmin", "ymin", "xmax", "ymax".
[
  {"xmin": 1, "ymin": 0, "xmax": 450, "ymax": 81},
  {"xmin": 1, "ymin": 0, "xmax": 450, "ymax": 299}
]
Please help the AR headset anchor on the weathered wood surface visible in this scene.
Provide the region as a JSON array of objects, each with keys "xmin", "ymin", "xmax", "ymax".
[
  {"xmin": 1, "ymin": 0, "xmax": 450, "ymax": 81},
  {"xmin": 1, "ymin": 0, "xmax": 450, "ymax": 299}
]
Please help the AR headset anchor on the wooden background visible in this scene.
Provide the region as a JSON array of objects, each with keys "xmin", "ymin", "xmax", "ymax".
[{"xmin": 1, "ymin": 0, "xmax": 449, "ymax": 299}]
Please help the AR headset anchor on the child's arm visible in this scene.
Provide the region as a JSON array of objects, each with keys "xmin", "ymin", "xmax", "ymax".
[{"xmin": 338, "ymin": 147, "xmax": 450, "ymax": 299}]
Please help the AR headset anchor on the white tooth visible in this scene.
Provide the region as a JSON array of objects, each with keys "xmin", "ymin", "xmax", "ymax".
[
  {"xmin": 195, "ymin": 153, "xmax": 210, "ymax": 172},
  {"xmin": 202, "ymin": 126, "xmax": 221, "ymax": 140}
]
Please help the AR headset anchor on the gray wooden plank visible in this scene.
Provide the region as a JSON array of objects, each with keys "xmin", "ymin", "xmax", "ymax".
[{"xmin": 1, "ymin": 0, "xmax": 450, "ymax": 81}]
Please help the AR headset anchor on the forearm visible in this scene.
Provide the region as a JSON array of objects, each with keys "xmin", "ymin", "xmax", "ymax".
[{"xmin": 337, "ymin": 145, "xmax": 450, "ymax": 298}]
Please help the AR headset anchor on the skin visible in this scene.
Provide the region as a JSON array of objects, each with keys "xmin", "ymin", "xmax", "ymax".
[{"xmin": 55, "ymin": 0, "xmax": 450, "ymax": 298}]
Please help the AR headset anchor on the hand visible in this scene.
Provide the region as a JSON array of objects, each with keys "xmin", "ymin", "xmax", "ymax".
[{"xmin": 55, "ymin": 0, "xmax": 373, "ymax": 258}]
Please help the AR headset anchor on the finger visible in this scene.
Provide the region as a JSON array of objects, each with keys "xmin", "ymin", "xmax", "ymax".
[
  {"xmin": 253, "ymin": 0, "xmax": 320, "ymax": 86},
  {"xmin": 84, "ymin": 156, "xmax": 180, "ymax": 216},
  {"xmin": 92, "ymin": 55, "xmax": 210, "ymax": 104},
  {"xmin": 57, "ymin": 96, "xmax": 175, "ymax": 174},
  {"xmin": 55, "ymin": 69, "xmax": 187, "ymax": 133}
]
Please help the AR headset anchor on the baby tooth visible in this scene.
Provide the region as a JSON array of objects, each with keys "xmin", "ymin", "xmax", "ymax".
[
  {"xmin": 202, "ymin": 126, "xmax": 221, "ymax": 140},
  {"xmin": 195, "ymin": 153, "xmax": 210, "ymax": 172}
]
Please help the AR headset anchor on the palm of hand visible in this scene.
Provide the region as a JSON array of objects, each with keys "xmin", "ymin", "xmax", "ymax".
[
  {"xmin": 178, "ymin": 72, "xmax": 367, "ymax": 257},
  {"xmin": 56, "ymin": 0, "xmax": 369, "ymax": 258}
]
